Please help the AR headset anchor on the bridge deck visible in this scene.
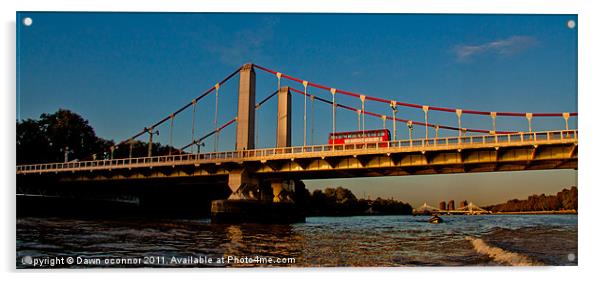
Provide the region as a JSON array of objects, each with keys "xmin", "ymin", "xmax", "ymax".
[{"xmin": 16, "ymin": 130, "xmax": 577, "ymax": 177}]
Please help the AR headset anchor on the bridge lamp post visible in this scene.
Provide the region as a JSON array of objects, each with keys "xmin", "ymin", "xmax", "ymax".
[
  {"xmin": 146, "ymin": 127, "xmax": 159, "ymax": 158},
  {"xmin": 490, "ymin": 112, "xmax": 497, "ymax": 133},
  {"xmin": 127, "ymin": 139, "xmax": 135, "ymax": 158},
  {"xmin": 525, "ymin": 112, "xmax": 533, "ymax": 133},
  {"xmin": 456, "ymin": 109, "xmax": 463, "ymax": 142},
  {"xmin": 563, "ymin": 112, "xmax": 570, "ymax": 130},
  {"xmin": 360, "ymin": 95, "xmax": 366, "ymax": 145},
  {"xmin": 195, "ymin": 141, "xmax": 205, "ymax": 154},
  {"xmin": 63, "ymin": 146, "xmax": 69, "ymax": 163},
  {"xmin": 422, "ymin": 105, "xmax": 429, "ymax": 141},
  {"xmin": 407, "ymin": 121, "xmax": 414, "ymax": 145},
  {"xmin": 390, "ymin": 101, "xmax": 398, "ymax": 141}
]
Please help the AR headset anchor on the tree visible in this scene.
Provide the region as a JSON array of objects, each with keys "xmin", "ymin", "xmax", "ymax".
[
  {"xmin": 17, "ymin": 119, "xmax": 50, "ymax": 164},
  {"xmin": 17, "ymin": 109, "xmax": 184, "ymax": 164},
  {"xmin": 484, "ymin": 186, "xmax": 577, "ymax": 212},
  {"xmin": 17, "ymin": 109, "xmax": 113, "ymax": 164},
  {"xmin": 37, "ymin": 109, "xmax": 112, "ymax": 162},
  {"xmin": 301, "ymin": 186, "xmax": 412, "ymax": 216}
]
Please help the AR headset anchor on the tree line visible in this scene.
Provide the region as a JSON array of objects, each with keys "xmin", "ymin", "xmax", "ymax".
[
  {"xmin": 484, "ymin": 186, "xmax": 577, "ymax": 212},
  {"xmin": 17, "ymin": 109, "xmax": 177, "ymax": 164},
  {"xmin": 295, "ymin": 186, "xmax": 414, "ymax": 216}
]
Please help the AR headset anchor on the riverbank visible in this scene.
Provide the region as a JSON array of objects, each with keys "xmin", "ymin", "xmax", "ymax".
[{"xmin": 490, "ymin": 210, "xmax": 577, "ymax": 215}]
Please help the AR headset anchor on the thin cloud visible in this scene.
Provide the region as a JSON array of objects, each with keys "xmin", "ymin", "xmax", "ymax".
[
  {"xmin": 203, "ymin": 17, "xmax": 279, "ymax": 67},
  {"xmin": 454, "ymin": 36, "xmax": 538, "ymax": 61}
]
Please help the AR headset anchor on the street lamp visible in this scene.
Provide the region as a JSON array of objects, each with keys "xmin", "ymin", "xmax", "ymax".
[
  {"xmin": 145, "ymin": 127, "xmax": 160, "ymax": 157},
  {"xmin": 63, "ymin": 146, "xmax": 70, "ymax": 163},
  {"xmin": 407, "ymin": 121, "xmax": 414, "ymax": 144},
  {"xmin": 194, "ymin": 140, "xmax": 205, "ymax": 154},
  {"xmin": 390, "ymin": 101, "xmax": 398, "ymax": 141}
]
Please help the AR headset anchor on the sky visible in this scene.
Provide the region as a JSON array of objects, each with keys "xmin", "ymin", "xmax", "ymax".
[{"xmin": 16, "ymin": 13, "xmax": 577, "ymax": 207}]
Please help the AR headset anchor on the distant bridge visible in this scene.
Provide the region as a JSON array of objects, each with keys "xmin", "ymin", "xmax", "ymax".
[{"xmin": 414, "ymin": 202, "xmax": 491, "ymax": 215}]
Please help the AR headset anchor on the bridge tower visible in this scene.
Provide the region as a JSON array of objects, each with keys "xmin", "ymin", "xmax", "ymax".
[
  {"xmin": 226, "ymin": 63, "xmax": 258, "ymax": 199},
  {"xmin": 213, "ymin": 68, "xmax": 303, "ymax": 223},
  {"xmin": 276, "ymin": 86, "xmax": 292, "ymax": 148},
  {"xmin": 236, "ymin": 63, "xmax": 256, "ymax": 151},
  {"xmin": 272, "ymin": 86, "xmax": 293, "ymax": 202}
]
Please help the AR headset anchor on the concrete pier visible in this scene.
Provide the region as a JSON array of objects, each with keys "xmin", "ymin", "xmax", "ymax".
[
  {"xmin": 210, "ymin": 71, "xmax": 304, "ymax": 223},
  {"xmin": 211, "ymin": 199, "xmax": 305, "ymax": 224}
]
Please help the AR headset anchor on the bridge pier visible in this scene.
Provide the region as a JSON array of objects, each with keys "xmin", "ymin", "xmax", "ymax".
[
  {"xmin": 226, "ymin": 168, "xmax": 259, "ymax": 200},
  {"xmin": 271, "ymin": 179, "xmax": 294, "ymax": 203},
  {"xmin": 211, "ymin": 175, "xmax": 304, "ymax": 223},
  {"xmin": 210, "ymin": 67, "xmax": 303, "ymax": 224}
]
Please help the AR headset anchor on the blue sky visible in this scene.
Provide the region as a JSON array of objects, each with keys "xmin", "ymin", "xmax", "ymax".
[{"xmin": 16, "ymin": 13, "xmax": 577, "ymax": 206}]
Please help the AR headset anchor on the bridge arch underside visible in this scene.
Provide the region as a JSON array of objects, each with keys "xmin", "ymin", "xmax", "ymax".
[{"xmin": 19, "ymin": 142, "xmax": 577, "ymax": 184}]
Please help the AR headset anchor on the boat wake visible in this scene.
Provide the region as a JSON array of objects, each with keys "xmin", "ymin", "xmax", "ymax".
[{"xmin": 466, "ymin": 237, "xmax": 543, "ymax": 266}]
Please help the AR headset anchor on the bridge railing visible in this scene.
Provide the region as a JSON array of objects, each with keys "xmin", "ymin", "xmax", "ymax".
[{"xmin": 16, "ymin": 129, "xmax": 577, "ymax": 173}]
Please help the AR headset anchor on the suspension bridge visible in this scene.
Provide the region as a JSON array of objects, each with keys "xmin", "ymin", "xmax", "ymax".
[
  {"xmin": 413, "ymin": 202, "xmax": 491, "ymax": 215},
  {"xmin": 16, "ymin": 63, "xmax": 578, "ymax": 220}
]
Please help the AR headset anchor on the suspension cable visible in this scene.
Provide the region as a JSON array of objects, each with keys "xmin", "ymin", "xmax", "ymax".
[
  {"xmin": 181, "ymin": 118, "xmax": 237, "ymax": 151},
  {"xmin": 288, "ymin": 87, "xmax": 516, "ymax": 135},
  {"xmin": 360, "ymin": 95, "xmax": 366, "ymax": 142},
  {"xmin": 169, "ymin": 114, "xmax": 174, "ymax": 155},
  {"xmin": 331, "ymin": 88, "xmax": 336, "ymax": 146},
  {"xmin": 255, "ymin": 90, "xmax": 279, "ymax": 148},
  {"xmin": 214, "ymin": 83, "xmax": 220, "ymax": 152},
  {"xmin": 311, "ymin": 95, "xmax": 315, "ymax": 145},
  {"xmin": 254, "ymin": 64, "xmax": 577, "ymax": 118},
  {"xmin": 356, "ymin": 109, "xmax": 361, "ymax": 131},
  {"xmin": 303, "ymin": 80, "xmax": 308, "ymax": 147},
  {"xmin": 191, "ymin": 99, "xmax": 197, "ymax": 154},
  {"xmin": 107, "ymin": 67, "xmax": 241, "ymax": 158},
  {"xmin": 255, "ymin": 105, "xmax": 259, "ymax": 147}
]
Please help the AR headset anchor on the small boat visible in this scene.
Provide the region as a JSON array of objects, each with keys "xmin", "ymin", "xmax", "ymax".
[{"xmin": 428, "ymin": 214, "xmax": 443, "ymax": 224}]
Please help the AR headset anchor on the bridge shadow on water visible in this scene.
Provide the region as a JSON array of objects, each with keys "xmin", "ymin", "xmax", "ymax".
[{"xmin": 17, "ymin": 178, "xmax": 232, "ymax": 219}]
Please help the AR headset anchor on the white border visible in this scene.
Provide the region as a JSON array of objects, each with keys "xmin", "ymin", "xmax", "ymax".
[{"xmin": 2, "ymin": 1, "xmax": 600, "ymax": 280}]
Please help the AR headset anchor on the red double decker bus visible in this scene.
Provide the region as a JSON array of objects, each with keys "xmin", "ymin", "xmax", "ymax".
[{"xmin": 328, "ymin": 129, "xmax": 391, "ymax": 146}]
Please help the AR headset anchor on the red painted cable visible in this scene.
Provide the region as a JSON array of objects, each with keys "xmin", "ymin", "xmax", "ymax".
[
  {"xmin": 289, "ymin": 87, "xmax": 516, "ymax": 134},
  {"xmin": 111, "ymin": 67, "xmax": 242, "ymax": 154},
  {"xmin": 254, "ymin": 64, "xmax": 577, "ymax": 118}
]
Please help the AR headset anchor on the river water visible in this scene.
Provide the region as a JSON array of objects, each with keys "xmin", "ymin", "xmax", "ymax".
[{"xmin": 16, "ymin": 214, "xmax": 577, "ymax": 267}]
